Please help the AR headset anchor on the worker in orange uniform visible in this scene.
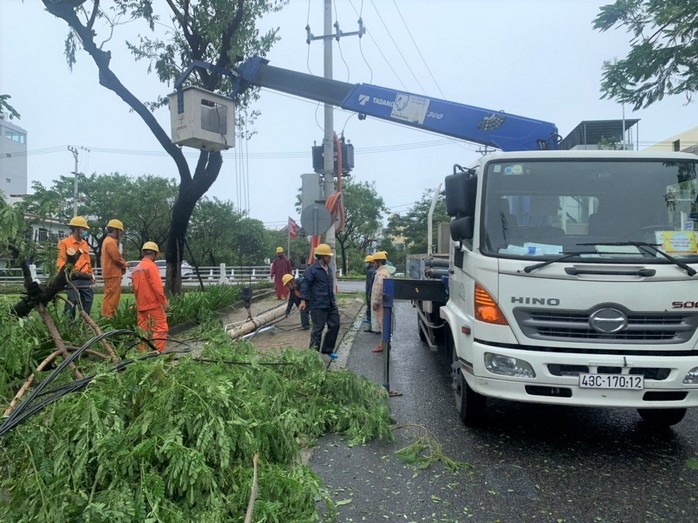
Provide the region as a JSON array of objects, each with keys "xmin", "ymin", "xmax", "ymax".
[
  {"xmin": 100, "ymin": 219, "xmax": 127, "ymax": 318},
  {"xmin": 131, "ymin": 241, "xmax": 169, "ymax": 352},
  {"xmin": 56, "ymin": 216, "xmax": 94, "ymax": 319},
  {"xmin": 270, "ymin": 246, "xmax": 293, "ymax": 300}
]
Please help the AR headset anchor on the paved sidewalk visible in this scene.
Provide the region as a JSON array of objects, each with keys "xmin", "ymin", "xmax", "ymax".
[{"xmin": 214, "ymin": 291, "xmax": 365, "ymax": 356}]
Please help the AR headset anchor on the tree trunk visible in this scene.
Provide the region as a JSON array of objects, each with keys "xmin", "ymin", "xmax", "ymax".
[
  {"xmin": 165, "ymin": 151, "xmax": 223, "ymax": 295},
  {"xmin": 11, "ymin": 254, "xmax": 78, "ymax": 318},
  {"xmin": 43, "ymin": 2, "xmax": 225, "ymax": 297},
  {"xmin": 337, "ymin": 237, "xmax": 348, "ymax": 275}
]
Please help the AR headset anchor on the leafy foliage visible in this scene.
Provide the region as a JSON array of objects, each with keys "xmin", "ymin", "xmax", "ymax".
[
  {"xmin": 0, "ymin": 198, "xmax": 24, "ymax": 253},
  {"xmin": 0, "ymin": 284, "xmax": 244, "ymax": 403},
  {"xmin": 0, "ymin": 335, "xmax": 392, "ymax": 521},
  {"xmin": 187, "ymin": 199, "xmax": 269, "ymax": 267},
  {"xmin": 594, "ymin": 0, "xmax": 698, "ymax": 109},
  {"xmin": 386, "ymin": 188, "xmax": 449, "ymax": 256},
  {"xmin": 0, "ymin": 301, "xmax": 48, "ymax": 405},
  {"xmin": 394, "ymin": 425, "xmax": 471, "ymax": 473},
  {"xmin": 17, "ymin": 173, "xmax": 177, "ymax": 264},
  {"xmin": 334, "ymin": 179, "xmax": 387, "ymax": 275},
  {"xmin": 17, "ymin": 173, "xmax": 275, "ymax": 267},
  {"xmin": 42, "ymin": 0, "xmax": 290, "ymax": 294},
  {"xmin": 0, "ymin": 94, "xmax": 20, "ymax": 119}
]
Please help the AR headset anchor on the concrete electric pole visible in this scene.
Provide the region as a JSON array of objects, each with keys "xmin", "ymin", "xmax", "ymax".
[
  {"xmin": 306, "ymin": 0, "xmax": 363, "ymax": 277},
  {"xmin": 322, "ymin": 0, "xmax": 336, "ymax": 276},
  {"xmin": 67, "ymin": 145, "xmax": 79, "ymax": 216}
]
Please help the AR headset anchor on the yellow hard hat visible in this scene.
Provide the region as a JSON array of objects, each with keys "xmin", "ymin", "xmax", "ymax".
[
  {"xmin": 281, "ymin": 274, "xmax": 294, "ymax": 286},
  {"xmin": 276, "ymin": 246, "xmax": 284, "ymax": 253},
  {"xmin": 364, "ymin": 254, "xmax": 374, "ymax": 263},
  {"xmin": 315, "ymin": 243, "xmax": 333, "ymax": 257},
  {"xmin": 372, "ymin": 251, "xmax": 387, "ymax": 261},
  {"xmin": 68, "ymin": 216, "xmax": 89, "ymax": 229},
  {"xmin": 142, "ymin": 241, "xmax": 159, "ymax": 253},
  {"xmin": 107, "ymin": 219, "xmax": 124, "ymax": 231}
]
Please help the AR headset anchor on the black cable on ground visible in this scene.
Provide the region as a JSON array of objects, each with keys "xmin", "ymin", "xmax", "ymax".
[
  {"xmin": 0, "ymin": 329, "xmax": 139, "ymax": 437},
  {"xmin": 0, "ymin": 351, "xmax": 164, "ymax": 438}
]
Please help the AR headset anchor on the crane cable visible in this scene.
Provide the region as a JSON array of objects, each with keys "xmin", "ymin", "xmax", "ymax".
[
  {"xmin": 326, "ymin": 133, "xmax": 346, "ymax": 234},
  {"xmin": 308, "ymin": 133, "xmax": 346, "ymax": 264}
]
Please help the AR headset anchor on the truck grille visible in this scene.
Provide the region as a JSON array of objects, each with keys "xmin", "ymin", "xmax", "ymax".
[{"xmin": 514, "ymin": 308, "xmax": 698, "ymax": 344}]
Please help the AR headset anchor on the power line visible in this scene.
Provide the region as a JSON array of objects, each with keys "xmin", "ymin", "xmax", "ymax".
[
  {"xmin": 347, "ymin": 0, "xmax": 374, "ymax": 83},
  {"xmin": 9, "ymin": 137, "xmax": 470, "ymax": 164},
  {"xmin": 369, "ymin": 0, "xmax": 427, "ymax": 94},
  {"xmin": 390, "ymin": 0, "xmax": 446, "ymax": 99}
]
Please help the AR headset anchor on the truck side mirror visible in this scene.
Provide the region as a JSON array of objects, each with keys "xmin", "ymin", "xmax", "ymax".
[
  {"xmin": 445, "ymin": 171, "xmax": 477, "ymax": 218},
  {"xmin": 450, "ymin": 217, "xmax": 473, "ymax": 242}
]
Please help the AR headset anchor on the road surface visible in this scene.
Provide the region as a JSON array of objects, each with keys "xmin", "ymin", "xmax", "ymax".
[{"xmin": 311, "ymin": 300, "xmax": 698, "ymax": 522}]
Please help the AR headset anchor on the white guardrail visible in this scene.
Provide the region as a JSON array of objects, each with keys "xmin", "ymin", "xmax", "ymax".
[{"xmin": 0, "ymin": 264, "xmax": 308, "ymax": 286}]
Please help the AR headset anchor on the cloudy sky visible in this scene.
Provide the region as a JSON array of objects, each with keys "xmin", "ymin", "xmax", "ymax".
[{"xmin": 1, "ymin": 0, "xmax": 696, "ymax": 229}]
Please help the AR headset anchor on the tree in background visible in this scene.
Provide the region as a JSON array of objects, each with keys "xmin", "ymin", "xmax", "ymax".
[
  {"xmin": 42, "ymin": 0, "xmax": 288, "ymax": 294},
  {"xmin": 186, "ymin": 197, "xmax": 244, "ymax": 266},
  {"xmin": 220, "ymin": 216, "xmax": 268, "ymax": 270},
  {"xmin": 0, "ymin": 95, "xmax": 20, "ymax": 120},
  {"xmin": 17, "ymin": 174, "xmax": 177, "ymax": 270},
  {"xmin": 387, "ymin": 188, "xmax": 448, "ymax": 256},
  {"xmin": 594, "ymin": 0, "xmax": 698, "ymax": 109},
  {"xmin": 118, "ymin": 175, "xmax": 178, "ymax": 255},
  {"xmin": 331, "ymin": 179, "xmax": 386, "ymax": 275}
]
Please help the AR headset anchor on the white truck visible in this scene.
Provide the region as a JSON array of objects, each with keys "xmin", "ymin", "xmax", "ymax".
[
  {"xmin": 430, "ymin": 150, "xmax": 698, "ymax": 426},
  {"xmin": 187, "ymin": 57, "xmax": 698, "ymax": 426}
]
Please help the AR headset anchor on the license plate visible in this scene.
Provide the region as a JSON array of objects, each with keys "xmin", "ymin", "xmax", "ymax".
[{"xmin": 579, "ymin": 373, "xmax": 644, "ymax": 390}]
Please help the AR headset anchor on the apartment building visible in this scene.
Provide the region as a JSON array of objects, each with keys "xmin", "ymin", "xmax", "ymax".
[{"xmin": 0, "ymin": 115, "xmax": 27, "ymax": 201}]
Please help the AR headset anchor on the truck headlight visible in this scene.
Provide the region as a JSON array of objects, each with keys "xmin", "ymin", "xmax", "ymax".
[
  {"xmin": 484, "ymin": 353, "xmax": 535, "ymax": 378},
  {"xmin": 683, "ymin": 367, "xmax": 698, "ymax": 384}
]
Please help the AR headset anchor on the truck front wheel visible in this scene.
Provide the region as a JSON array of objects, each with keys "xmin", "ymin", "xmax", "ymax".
[
  {"xmin": 637, "ymin": 407, "xmax": 687, "ymax": 427},
  {"xmin": 453, "ymin": 368, "xmax": 486, "ymax": 426}
]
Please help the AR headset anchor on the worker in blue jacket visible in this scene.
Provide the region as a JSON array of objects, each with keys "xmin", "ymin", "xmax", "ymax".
[
  {"xmin": 300, "ymin": 243, "xmax": 339, "ymax": 362},
  {"xmin": 282, "ymin": 273, "xmax": 310, "ymax": 329}
]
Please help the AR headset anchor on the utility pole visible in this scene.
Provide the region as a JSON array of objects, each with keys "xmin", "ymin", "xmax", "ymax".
[
  {"xmin": 67, "ymin": 146, "xmax": 79, "ymax": 215},
  {"xmin": 305, "ymin": 0, "xmax": 364, "ymax": 277},
  {"xmin": 322, "ymin": 0, "xmax": 336, "ymax": 276}
]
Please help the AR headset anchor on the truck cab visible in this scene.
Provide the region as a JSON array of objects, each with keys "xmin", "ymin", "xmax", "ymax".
[{"xmin": 444, "ymin": 150, "xmax": 698, "ymax": 426}]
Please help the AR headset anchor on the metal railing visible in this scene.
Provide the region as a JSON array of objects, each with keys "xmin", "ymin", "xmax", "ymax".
[{"xmin": 0, "ymin": 264, "xmax": 306, "ymax": 286}]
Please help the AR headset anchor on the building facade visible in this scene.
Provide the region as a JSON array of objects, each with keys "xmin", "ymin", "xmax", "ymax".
[
  {"xmin": 643, "ymin": 126, "xmax": 698, "ymax": 154},
  {"xmin": 0, "ymin": 116, "xmax": 28, "ymax": 201}
]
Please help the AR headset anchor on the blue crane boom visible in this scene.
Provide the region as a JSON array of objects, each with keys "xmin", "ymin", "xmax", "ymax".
[{"xmin": 230, "ymin": 56, "xmax": 559, "ymax": 151}]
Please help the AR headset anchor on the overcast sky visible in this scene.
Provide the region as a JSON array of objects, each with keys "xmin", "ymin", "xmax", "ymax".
[{"xmin": 2, "ymin": 0, "xmax": 697, "ymax": 229}]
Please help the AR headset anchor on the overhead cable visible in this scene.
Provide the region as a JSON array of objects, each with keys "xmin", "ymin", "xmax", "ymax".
[
  {"xmin": 369, "ymin": 0, "xmax": 427, "ymax": 94},
  {"xmin": 391, "ymin": 0, "xmax": 447, "ymax": 99}
]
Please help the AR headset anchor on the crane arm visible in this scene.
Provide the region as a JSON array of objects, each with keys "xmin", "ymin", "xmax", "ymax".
[{"xmin": 232, "ymin": 57, "xmax": 559, "ymax": 151}]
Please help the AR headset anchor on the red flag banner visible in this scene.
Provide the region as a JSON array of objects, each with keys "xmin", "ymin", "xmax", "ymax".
[{"xmin": 288, "ymin": 217, "xmax": 298, "ymax": 239}]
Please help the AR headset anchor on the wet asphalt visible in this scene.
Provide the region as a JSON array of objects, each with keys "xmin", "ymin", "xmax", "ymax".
[{"xmin": 310, "ymin": 300, "xmax": 698, "ymax": 523}]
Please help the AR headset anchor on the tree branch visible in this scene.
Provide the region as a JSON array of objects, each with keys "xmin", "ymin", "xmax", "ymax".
[
  {"xmin": 42, "ymin": 0, "xmax": 190, "ymax": 180},
  {"xmin": 216, "ymin": 0, "xmax": 245, "ymax": 71}
]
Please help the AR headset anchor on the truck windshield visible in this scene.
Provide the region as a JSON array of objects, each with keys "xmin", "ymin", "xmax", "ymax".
[{"xmin": 481, "ymin": 158, "xmax": 698, "ymax": 263}]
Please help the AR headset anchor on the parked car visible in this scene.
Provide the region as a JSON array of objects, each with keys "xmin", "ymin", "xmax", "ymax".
[
  {"xmin": 124, "ymin": 260, "xmax": 140, "ymax": 280},
  {"xmin": 124, "ymin": 260, "xmax": 193, "ymax": 280},
  {"xmin": 155, "ymin": 259, "xmax": 194, "ymax": 279}
]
